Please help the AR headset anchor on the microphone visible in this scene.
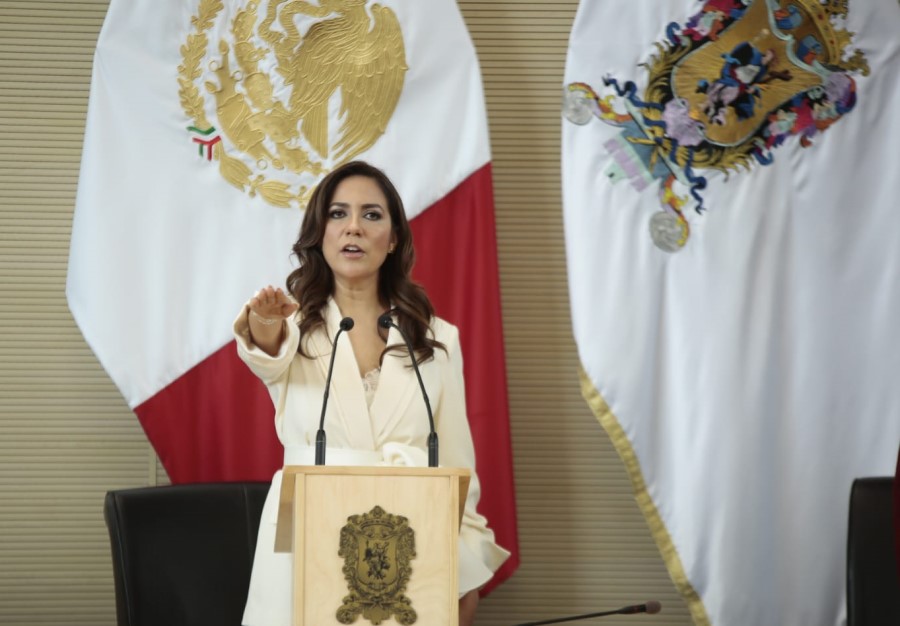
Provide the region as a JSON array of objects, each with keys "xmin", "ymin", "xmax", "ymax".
[
  {"xmin": 513, "ymin": 600, "xmax": 661, "ymax": 625},
  {"xmin": 621, "ymin": 601, "xmax": 661, "ymax": 614},
  {"xmin": 377, "ymin": 312, "xmax": 438, "ymax": 467},
  {"xmin": 315, "ymin": 316, "xmax": 354, "ymax": 466}
]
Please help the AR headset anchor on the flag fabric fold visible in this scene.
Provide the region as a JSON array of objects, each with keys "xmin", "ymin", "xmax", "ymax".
[
  {"xmin": 563, "ymin": 1, "xmax": 900, "ymax": 623},
  {"xmin": 68, "ymin": 0, "xmax": 517, "ymax": 590}
]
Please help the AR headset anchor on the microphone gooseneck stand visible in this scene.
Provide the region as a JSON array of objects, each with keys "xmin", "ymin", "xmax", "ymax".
[
  {"xmin": 377, "ymin": 312, "xmax": 438, "ymax": 467},
  {"xmin": 314, "ymin": 316, "xmax": 355, "ymax": 465},
  {"xmin": 512, "ymin": 601, "xmax": 662, "ymax": 626}
]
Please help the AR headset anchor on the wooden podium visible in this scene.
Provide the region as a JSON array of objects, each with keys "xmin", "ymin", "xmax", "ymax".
[{"xmin": 275, "ymin": 465, "xmax": 470, "ymax": 626}]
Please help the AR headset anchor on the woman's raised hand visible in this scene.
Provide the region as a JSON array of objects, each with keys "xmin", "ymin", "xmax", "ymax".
[
  {"xmin": 247, "ymin": 286, "xmax": 297, "ymax": 356},
  {"xmin": 249, "ymin": 286, "xmax": 299, "ymax": 321}
]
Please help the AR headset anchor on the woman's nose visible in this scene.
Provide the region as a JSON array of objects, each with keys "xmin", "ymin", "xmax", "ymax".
[{"xmin": 345, "ymin": 213, "xmax": 362, "ymax": 234}]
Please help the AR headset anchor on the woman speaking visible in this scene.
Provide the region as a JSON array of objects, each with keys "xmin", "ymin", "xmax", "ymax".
[{"xmin": 233, "ymin": 161, "xmax": 509, "ymax": 626}]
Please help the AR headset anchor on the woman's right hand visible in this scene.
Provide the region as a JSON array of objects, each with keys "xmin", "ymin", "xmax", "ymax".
[
  {"xmin": 249, "ymin": 285, "xmax": 299, "ymax": 322},
  {"xmin": 247, "ymin": 286, "xmax": 298, "ymax": 355}
]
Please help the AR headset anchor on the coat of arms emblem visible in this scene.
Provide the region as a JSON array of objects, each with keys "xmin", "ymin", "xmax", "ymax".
[
  {"xmin": 564, "ymin": 0, "xmax": 869, "ymax": 251},
  {"xmin": 337, "ymin": 505, "xmax": 417, "ymax": 625},
  {"xmin": 179, "ymin": 0, "xmax": 407, "ymax": 208}
]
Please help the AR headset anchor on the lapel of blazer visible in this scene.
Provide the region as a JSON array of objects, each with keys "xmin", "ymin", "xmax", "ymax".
[
  {"xmin": 368, "ymin": 313, "xmax": 421, "ymax": 445},
  {"xmin": 306, "ymin": 299, "xmax": 375, "ymax": 451}
]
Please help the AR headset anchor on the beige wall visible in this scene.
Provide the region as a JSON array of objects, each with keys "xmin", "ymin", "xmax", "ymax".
[{"xmin": 0, "ymin": 1, "xmax": 692, "ymax": 624}]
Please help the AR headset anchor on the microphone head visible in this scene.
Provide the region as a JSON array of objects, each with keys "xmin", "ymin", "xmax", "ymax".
[
  {"xmin": 644, "ymin": 600, "xmax": 662, "ymax": 615},
  {"xmin": 339, "ymin": 317, "xmax": 354, "ymax": 331},
  {"xmin": 377, "ymin": 313, "xmax": 392, "ymax": 329}
]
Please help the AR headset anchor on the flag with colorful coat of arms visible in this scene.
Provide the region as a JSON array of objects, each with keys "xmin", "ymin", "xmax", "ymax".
[{"xmin": 563, "ymin": 0, "xmax": 900, "ymax": 623}]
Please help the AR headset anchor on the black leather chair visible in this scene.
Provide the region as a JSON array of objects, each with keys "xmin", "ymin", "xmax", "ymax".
[
  {"xmin": 847, "ymin": 477, "xmax": 899, "ymax": 626},
  {"xmin": 104, "ymin": 482, "xmax": 270, "ymax": 626}
]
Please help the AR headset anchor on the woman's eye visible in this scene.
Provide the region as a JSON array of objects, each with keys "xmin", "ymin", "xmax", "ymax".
[
  {"xmin": 328, "ymin": 209, "xmax": 346, "ymax": 219},
  {"xmin": 364, "ymin": 211, "xmax": 383, "ymax": 221}
]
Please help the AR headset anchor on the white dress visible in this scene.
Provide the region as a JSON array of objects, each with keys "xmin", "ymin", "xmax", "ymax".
[{"xmin": 233, "ymin": 299, "xmax": 510, "ymax": 626}]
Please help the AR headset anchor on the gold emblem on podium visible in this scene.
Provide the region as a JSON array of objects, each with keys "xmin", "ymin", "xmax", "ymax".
[{"xmin": 337, "ymin": 505, "xmax": 417, "ymax": 625}]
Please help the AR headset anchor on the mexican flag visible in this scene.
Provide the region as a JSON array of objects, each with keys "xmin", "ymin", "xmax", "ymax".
[{"xmin": 67, "ymin": 0, "xmax": 518, "ymax": 591}]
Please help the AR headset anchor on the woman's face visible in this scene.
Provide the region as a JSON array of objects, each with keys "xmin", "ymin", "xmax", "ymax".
[{"xmin": 321, "ymin": 175, "xmax": 397, "ymax": 287}]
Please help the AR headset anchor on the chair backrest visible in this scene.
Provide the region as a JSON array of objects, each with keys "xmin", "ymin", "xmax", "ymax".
[
  {"xmin": 104, "ymin": 482, "xmax": 270, "ymax": 626},
  {"xmin": 847, "ymin": 477, "xmax": 899, "ymax": 626}
]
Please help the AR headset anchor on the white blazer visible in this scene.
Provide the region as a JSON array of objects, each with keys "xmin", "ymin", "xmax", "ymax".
[{"xmin": 234, "ymin": 299, "xmax": 509, "ymax": 626}]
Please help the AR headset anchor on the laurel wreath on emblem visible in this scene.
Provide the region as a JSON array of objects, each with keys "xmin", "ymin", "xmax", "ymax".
[
  {"xmin": 337, "ymin": 505, "xmax": 417, "ymax": 625},
  {"xmin": 178, "ymin": 0, "xmax": 408, "ymax": 209}
]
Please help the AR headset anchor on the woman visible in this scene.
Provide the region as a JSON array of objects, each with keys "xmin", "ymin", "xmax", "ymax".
[{"xmin": 234, "ymin": 161, "xmax": 509, "ymax": 626}]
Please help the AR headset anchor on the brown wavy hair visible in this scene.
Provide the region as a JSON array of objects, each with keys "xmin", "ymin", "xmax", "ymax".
[{"xmin": 286, "ymin": 161, "xmax": 444, "ymax": 364}]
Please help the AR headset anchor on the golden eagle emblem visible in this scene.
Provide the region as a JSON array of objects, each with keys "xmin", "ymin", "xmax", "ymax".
[{"xmin": 178, "ymin": 0, "xmax": 408, "ymax": 208}]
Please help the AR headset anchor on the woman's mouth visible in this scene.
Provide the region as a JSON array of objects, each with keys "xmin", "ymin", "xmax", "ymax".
[{"xmin": 341, "ymin": 244, "xmax": 364, "ymax": 257}]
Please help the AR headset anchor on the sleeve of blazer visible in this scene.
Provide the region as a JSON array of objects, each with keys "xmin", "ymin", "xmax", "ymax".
[
  {"xmin": 434, "ymin": 321, "xmax": 510, "ymax": 593},
  {"xmin": 232, "ymin": 303, "xmax": 302, "ymax": 424}
]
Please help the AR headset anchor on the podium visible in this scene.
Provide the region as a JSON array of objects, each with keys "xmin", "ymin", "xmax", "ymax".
[{"xmin": 275, "ymin": 465, "xmax": 470, "ymax": 626}]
